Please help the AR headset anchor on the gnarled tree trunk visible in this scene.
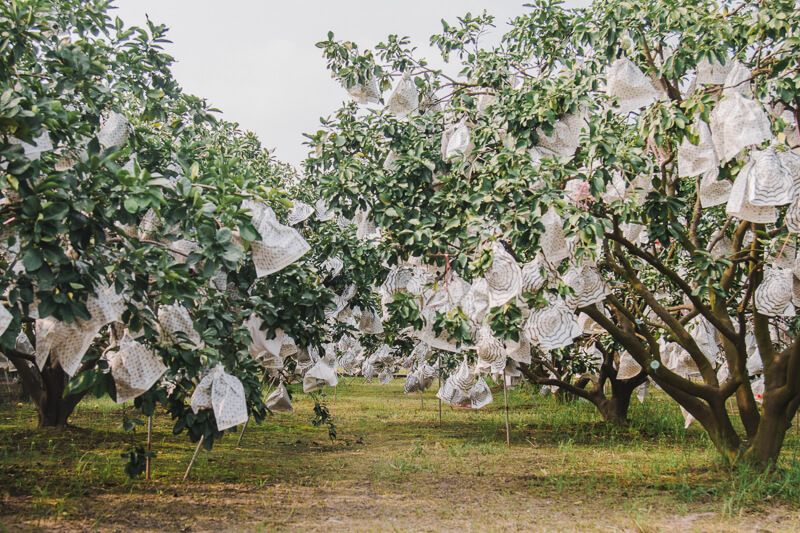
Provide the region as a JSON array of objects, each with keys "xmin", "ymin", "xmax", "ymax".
[
  {"xmin": 520, "ymin": 360, "xmax": 647, "ymax": 425},
  {"xmin": 591, "ymin": 381, "xmax": 637, "ymax": 425},
  {"xmin": 4, "ymin": 349, "xmax": 87, "ymax": 428},
  {"xmin": 741, "ymin": 381, "xmax": 800, "ymax": 465}
]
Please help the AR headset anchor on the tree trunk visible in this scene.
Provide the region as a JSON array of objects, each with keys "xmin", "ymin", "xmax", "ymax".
[
  {"xmin": 593, "ymin": 394, "xmax": 632, "ymax": 424},
  {"xmin": 653, "ymin": 376, "xmax": 742, "ymax": 462},
  {"xmin": 518, "ymin": 363, "xmax": 644, "ymax": 425},
  {"xmin": 6, "ymin": 352, "xmax": 86, "ymax": 428},
  {"xmin": 734, "ymin": 381, "xmax": 761, "ymax": 440},
  {"xmin": 741, "ymin": 388, "xmax": 800, "ymax": 465},
  {"xmin": 588, "ymin": 373, "xmax": 644, "ymax": 425},
  {"xmin": 36, "ymin": 362, "xmax": 87, "ymax": 428},
  {"xmin": 743, "ymin": 408, "xmax": 788, "ymax": 465},
  {"xmin": 704, "ymin": 400, "xmax": 743, "ymax": 463}
]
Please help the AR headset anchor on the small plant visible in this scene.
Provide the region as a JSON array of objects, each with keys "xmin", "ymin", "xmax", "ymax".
[
  {"xmin": 118, "ymin": 413, "xmax": 153, "ymax": 478},
  {"xmin": 310, "ymin": 393, "xmax": 337, "ymax": 442},
  {"xmin": 120, "ymin": 447, "xmax": 155, "ymax": 479},
  {"xmin": 117, "ymin": 415, "xmax": 144, "ymax": 433}
]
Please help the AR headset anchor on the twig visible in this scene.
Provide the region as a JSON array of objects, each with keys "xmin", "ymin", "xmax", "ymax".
[{"xmin": 707, "ymin": 217, "xmax": 733, "ymax": 252}]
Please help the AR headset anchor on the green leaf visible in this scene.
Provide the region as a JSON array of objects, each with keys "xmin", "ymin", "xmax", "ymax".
[
  {"xmin": 123, "ymin": 197, "xmax": 139, "ymax": 214},
  {"xmin": 41, "ymin": 202, "xmax": 69, "ymax": 221},
  {"xmin": 216, "ymin": 227, "xmax": 232, "ymax": 244},
  {"xmin": 221, "ymin": 246, "xmax": 243, "ymax": 262},
  {"xmin": 147, "ymin": 177, "xmax": 172, "ymax": 187},
  {"xmin": 239, "ymin": 223, "xmax": 259, "ymax": 242},
  {"xmin": 65, "ymin": 370, "xmax": 103, "ymax": 397},
  {"xmin": 22, "ymin": 249, "xmax": 43, "ymax": 271},
  {"xmin": 197, "ymin": 224, "xmax": 215, "ymax": 242}
]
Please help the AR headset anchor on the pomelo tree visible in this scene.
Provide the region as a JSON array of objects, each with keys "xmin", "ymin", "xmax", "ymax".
[
  {"xmin": 306, "ymin": 0, "xmax": 800, "ymax": 464},
  {"xmin": 0, "ymin": 0, "xmax": 364, "ymax": 450}
]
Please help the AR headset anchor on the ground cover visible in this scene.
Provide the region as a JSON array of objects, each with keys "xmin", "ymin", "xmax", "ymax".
[{"xmin": 1, "ymin": 381, "xmax": 799, "ymax": 532}]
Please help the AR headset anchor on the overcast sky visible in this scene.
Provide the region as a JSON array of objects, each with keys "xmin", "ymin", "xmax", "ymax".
[{"xmin": 113, "ymin": 0, "xmax": 588, "ymax": 170}]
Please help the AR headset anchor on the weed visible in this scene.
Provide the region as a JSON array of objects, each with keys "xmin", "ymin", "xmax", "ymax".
[
  {"xmin": 720, "ymin": 460, "xmax": 800, "ymax": 514},
  {"xmin": 120, "ymin": 447, "xmax": 155, "ymax": 478}
]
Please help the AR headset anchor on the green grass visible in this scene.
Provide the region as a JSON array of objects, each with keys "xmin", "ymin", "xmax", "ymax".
[{"xmin": 1, "ymin": 380, "xmax": 799, "ymax": 531}]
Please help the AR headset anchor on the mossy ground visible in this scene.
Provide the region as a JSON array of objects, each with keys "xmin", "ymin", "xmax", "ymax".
[{"xmin": 1, "ymin": 380, "xmax": 799, "ymax": 531}]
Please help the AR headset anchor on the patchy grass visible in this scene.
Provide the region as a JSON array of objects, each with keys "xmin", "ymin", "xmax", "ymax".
[{"xmin": 1, "ymin": 380, "xmax": 799, "ymax": 531}]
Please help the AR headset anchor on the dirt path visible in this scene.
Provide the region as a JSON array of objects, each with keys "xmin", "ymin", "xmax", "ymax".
[
  {"xmin": 4, "ymin": 477, "xmax": 799, "ymax": 532},
  {"xmin": 2, "ymin": 382, "xmax": 800, "ymax": 531}
]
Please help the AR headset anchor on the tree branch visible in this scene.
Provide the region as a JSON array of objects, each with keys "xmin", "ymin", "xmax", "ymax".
[
  {"xmin": 750, "ymin": 224, "xmax": 777, "ymax": 371},
  {"xmin": 613, "ymin": 249, "xmax": 718, "ymax": 386},
  {"xmin": 519, "ymin": 363, "xmax": 592, "ymax": 401},
  {"xmin": 606, "ymin": 230, "xmax": 738, "ymax": 342},
  {"xmin": 580, "ymin": 304, "xmax": 717, "ymax": 401}
]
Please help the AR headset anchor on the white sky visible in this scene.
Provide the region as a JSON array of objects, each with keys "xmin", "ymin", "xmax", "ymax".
[{"xmin": 113, "ymin": 0, "xmax": 588, "ymax": 170}]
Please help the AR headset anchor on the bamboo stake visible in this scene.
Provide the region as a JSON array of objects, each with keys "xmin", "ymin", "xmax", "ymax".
[
  {"xmin": 145, "ymin": 415, "xmax": 153, "ymax": 480},
  {"xmin": 265, "ymin": 377, "xmax": 276, "ymax": 395},
  {"xmin": 236, "ymin": 418, "xmax": 250, "ymax": 447},
  {"xmin": 438, "ymin": 356, "xmax": 442, "ymax": 426},
  {"xmin": 239, "ymin": 376, "xmax": 278, "ymax": 448},
  {"xmin": 183, "ymin": 435, "xmax": 204, "ymax": 482},
  {"xmin": 503, "ymin": 368, "xmax": 511, "ymax": 447}
]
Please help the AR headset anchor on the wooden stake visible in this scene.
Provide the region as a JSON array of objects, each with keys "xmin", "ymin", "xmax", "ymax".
[
  {"xmin": 503, "ymin": 368, "xmax": 511, "ymax": 447},
  {"xmin": 419, "ymin": 390, "xmax": 423, "ymax": 409},
  {"xmin": 183, "ymin": 435, "xmax": 204, "ymax": 482},
  {"xmin": 334, "ymin": 385, "xmax": 338, "ymax": 401},
  {"xmin": 145, "ymin": 415, "xmax": 153, "ymax": 480}
]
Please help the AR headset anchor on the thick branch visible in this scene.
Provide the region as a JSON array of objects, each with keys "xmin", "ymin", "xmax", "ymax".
[
  {"xmin": 580, "ymin": 304, "xmax": 717, "ymax": 401},
  {"xmin": 3, "ymin": 351, "xmax": 46, "ymax": 408},
  {"xmin": 606, "ymin": 231, "xmax": 738, "ymax": 342},
  {"xmin": 689, "ymin": 192, "xmax": 702, "ymax": 249},
  {"xmin": 2, "ymin": 347, "xmax": 36, "ymax": 364},
  {"xmin": 750, "ymin": 225, "xmax": 778, "ymax": 372},
  {"xmin": 519, "ymin": 364, "xmax": 592, "ymax": 401},
  {"xmin": 605, "ymin": 296, "xmax": 660, "ymax": 360},
  {"xmin": 614, "ymin": 251, "xmax": 718, "ymax": 386}
]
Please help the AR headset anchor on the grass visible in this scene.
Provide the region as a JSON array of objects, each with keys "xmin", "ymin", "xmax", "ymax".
[{"xmin": 1, "ymin": 380, "xmax": 799, "ymax": 531}]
